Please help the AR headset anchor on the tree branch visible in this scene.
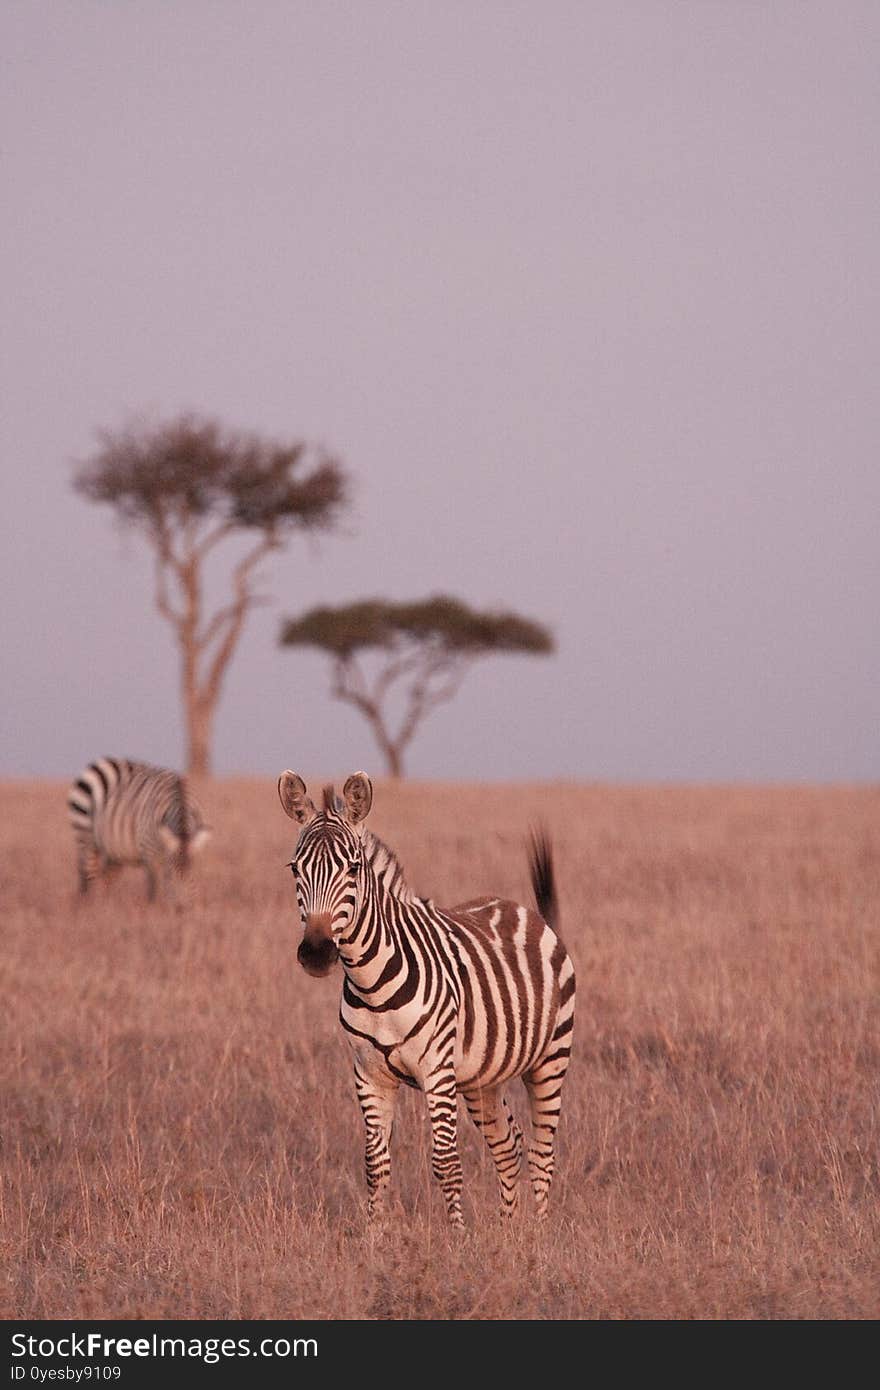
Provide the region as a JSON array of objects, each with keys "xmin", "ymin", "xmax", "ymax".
[
  {"xmin": 197, "ymin": 594, "xmax": 271, "ymax": 652},
  {"xmin": 419, "ymin": 656, "xmax": 474, "ymax": 711},
  {"xmin": 199, "ymin": 530, "xmax": 280, "ymax": 703},
  {"xmin": 371, "ymin": 646, "xmax": 427, "ymax": 707},
  {"xmin": 331, "ymin": 657, "xmax": 403, "ymax": 772},
  {"xmin": 393, "ymin": 652, "xmax": 471, "ymax": 752},
  {"xmin": 333, "ymin": 654, "xmax": 370, "ymax": 705},
  {"xmin": 149, "ymin": 500, "xmax": 189, "ymax": 628},
  {"xmin": 154, "ymin": 553, "xmax": 185, "ymax": 628},
  {"xmin": 196, "ymin": 520, "xmax": 236, "ymax": 558}
]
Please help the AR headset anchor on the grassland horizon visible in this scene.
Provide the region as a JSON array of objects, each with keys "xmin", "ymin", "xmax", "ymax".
[{"xmin": 2, "ymin": 777, "xmax": 877, "ymax": 1319}]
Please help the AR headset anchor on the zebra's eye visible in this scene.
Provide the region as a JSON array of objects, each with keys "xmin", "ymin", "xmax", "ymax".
[
  {"xmin": 348, "ymin": 859, "xmax": 361, "ymax": 875},
  {"xmin": 287, "ymin": 861, "xmax": 298, "ymax": 876}
]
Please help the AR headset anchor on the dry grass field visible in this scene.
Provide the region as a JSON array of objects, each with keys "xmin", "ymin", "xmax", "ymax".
[{"xmin": 1, "ymin": 778, "xmax": 877, "ymax": 1320}]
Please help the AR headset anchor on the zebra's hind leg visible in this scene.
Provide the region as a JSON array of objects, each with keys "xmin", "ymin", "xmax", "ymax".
[
  {"xmin": 522, "ymin": 1030, "xmax": 573, "ymax": 1219},
  {"xmin": 353, "ymin": 1062, "xmax": 399, "ymax": 1223},
  {"xmin": 462, "ymin": 1086, "xmax": 523, "ymax": 1218}
]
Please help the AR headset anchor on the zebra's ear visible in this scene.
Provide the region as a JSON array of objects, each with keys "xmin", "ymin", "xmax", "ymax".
[
  {"xmin": 342, "ymin": 772, "xmax": 372, "ymax": 825},
  {"xmin": 278, "ymin": 772, "xmax": 317, "ymax": 826}
]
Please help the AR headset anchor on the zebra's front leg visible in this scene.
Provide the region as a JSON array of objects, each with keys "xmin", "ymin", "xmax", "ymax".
[
  {"xmin": 76, "ymin": 844, "xmax": 99, "ymax": 895},
  {"xmin": 353, "ymin": 1062, "xmax": 399, "ymax": 1222},
  {"xmin": 160, "ymin": 856, "xmax": 179, "ymax": 909},
  {"xmin": 143, "ymin": 860, "xmax": 158, "ymax": 903},
  {"xmin": 425, "ymin": 1072, "xmax": 464, "ymax": 1228}
]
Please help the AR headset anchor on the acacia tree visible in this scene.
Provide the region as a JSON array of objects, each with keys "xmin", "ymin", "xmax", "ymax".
[
  {"xmin": 74, "ymin": 414, "xmax": 349, "ymax": 775},
  {"xmin": 280, "ymin": 595, "xmax": 554, "ymax": 777}
]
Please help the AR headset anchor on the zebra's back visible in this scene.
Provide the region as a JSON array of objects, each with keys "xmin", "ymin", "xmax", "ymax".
[{"xmin": 67, "ymin": 755, "xmax": 133, "ymax": 824}]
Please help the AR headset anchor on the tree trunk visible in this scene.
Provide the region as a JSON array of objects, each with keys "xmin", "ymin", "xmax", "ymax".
[
  {"xmin": 384, "ymin": 743, "xmax": 404, "ymax": 778},
  {"xmin": 369, "ymin": 716, "xmax": 404, "ymax": 778},
  {"xmin": 186, "ymin": 698, "xmax": 214, "ymax": 777},
  {"xmin": 333, "ymin": 663, "xmax": 409, "ymax": 779},
  {"xmin": 177, "ymin": 549, "xmax": 216, "ymax": 777}
]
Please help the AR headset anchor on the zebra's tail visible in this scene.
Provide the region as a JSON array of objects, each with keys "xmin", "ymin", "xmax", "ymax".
[{"xmin": 529, "ymin": 826, "xmax": 560, "ymax": 937}]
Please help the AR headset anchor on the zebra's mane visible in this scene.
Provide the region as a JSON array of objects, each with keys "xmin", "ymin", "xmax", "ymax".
[{"xmin": 363, "ymin": 829, "xmax": 416, "ymax": 903}]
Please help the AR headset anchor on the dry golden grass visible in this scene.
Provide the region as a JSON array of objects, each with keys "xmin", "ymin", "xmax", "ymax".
[{"xmin": 1, "ymin": 778, "xmax": 878, "ymax": 1319}]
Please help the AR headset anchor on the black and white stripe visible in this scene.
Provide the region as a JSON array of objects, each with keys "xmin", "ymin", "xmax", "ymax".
[
  {"xmin": 68, "ymin": 757, "xmax": 209, "ymax": 900},
  {"xmin": 278, "ymin": 771, "xmax": 575, "ymax": 1226}
]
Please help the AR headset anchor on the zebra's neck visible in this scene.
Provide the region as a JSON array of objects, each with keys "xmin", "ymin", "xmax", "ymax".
[{"xmin": 337, "ymin": 835, "xmax": 423, "ymax": 993}]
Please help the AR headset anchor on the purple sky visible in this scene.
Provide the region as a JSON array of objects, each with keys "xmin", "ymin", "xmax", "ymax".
[{"xmin": 3, "ymin": 2, "xmax": 878, "ymax": 781}]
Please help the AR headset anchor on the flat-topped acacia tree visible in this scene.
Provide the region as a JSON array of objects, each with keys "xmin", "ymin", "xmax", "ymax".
[
  {"xmin": 74, "ymin": 414, "xmax": 349, "ymax": 775},
  {"xmin": 279, "ymin": 595, "xmax": 554, "ymax": 777}
]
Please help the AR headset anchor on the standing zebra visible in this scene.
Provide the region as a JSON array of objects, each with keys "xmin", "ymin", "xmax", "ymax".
[
  {"xmin": 278, "ymin": 770, "xmax": 575, "ymax": 1227},
  {"xmin": 68, "ymin": 757, "xmax": 210, "ymax": 901}
]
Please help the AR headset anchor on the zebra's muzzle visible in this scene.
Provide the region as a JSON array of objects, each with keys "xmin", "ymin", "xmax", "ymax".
[{"xmin": 297, "ymin": 915, "xmax": 339, "ymax": 977}]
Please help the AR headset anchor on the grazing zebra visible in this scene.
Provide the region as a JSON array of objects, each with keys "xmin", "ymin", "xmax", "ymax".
[
  {"xmin": 278, "ymin": 770, "xmax": 576, "ymax": 1227},
  {"xmin": 67, "ymin": 757, "xmax": 210, "ymax": 901}
]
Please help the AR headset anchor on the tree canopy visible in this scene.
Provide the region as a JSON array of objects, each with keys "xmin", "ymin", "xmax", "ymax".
[
  {"xmin": 280, "ymin": 595, "xmax": 554, "ymax": 776},
  {"xmin": 280, "ymin": 596, "xmax": 554, "ymax": 658},
  {"xmin": 74, "ymin": 414, "xmax": 346, "ymax": 536}
]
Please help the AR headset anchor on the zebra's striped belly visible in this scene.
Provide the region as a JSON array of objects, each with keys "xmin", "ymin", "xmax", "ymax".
[
  {"xmin": 452, "ymin": 997, "xmax": 557, "ymax": 1089},
  {"xmin": 345, "ymin": 1008, "xmax": 556, "ymax": 1094}
]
